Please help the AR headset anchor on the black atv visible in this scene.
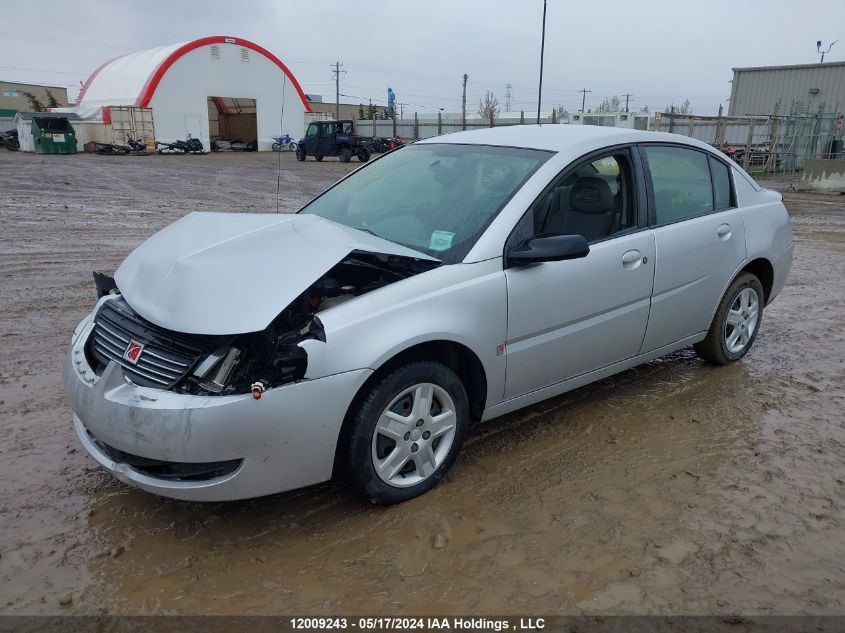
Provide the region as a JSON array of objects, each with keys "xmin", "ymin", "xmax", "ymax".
[{"xmin": 296, "ymin": 120, "xmax": 371, "ymax": 163}]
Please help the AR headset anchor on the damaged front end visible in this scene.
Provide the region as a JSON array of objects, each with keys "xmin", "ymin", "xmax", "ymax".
[{"xmin": 87, "ymin": 252, "xmax": 437, "ymax": 397}]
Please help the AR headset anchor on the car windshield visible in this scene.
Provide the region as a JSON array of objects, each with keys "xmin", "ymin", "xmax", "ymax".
[{"xmin": 299, "ymin": 143, "xmax": 553, "ymax": 263}]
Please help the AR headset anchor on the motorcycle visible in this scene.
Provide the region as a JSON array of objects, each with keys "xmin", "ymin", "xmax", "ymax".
[
  {"xmin": 95, "ymin": 135, "xmax": 148, "ymax": 156},
  {"xmin": 0, "ymin": 129, "xmax": 19, "ymax": 151},
  {"xmin": 156, "ymin": 134, "xmax": 204, "ymax": 154},
  {"xmin": 272, "ymin": 134, "xmax": 298, "ymax": 152}
]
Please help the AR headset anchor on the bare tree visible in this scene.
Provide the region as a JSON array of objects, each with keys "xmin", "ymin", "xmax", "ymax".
[
  {"xmin": 596, "ymin": 96, "xmax": 622, "ymax": 113},
  {"xmin": 478, "ymin": 91, "xmax": 500, "ymax": 121},
  {"xmin": 664, "ymin": 99, "xmax": 693, "ymax": 115}
]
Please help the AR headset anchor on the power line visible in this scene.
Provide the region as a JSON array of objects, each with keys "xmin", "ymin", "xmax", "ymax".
[{"xmin": 622, "ymin": 92, "xmax": 634, "ymax": 112}]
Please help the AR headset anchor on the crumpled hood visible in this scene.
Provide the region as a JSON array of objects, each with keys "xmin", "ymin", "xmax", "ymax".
[{"xmin": 114, "ymin": 212, "xmax": 437, "ymax": 335}]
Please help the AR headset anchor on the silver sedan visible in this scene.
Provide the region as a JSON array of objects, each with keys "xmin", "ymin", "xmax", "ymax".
[{"xmin": 64, "ymin": 125, "xmax": 793, "ymax": 503}]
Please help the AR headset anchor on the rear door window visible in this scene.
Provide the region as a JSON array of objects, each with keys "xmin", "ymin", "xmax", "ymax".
[
  {"xmin": 710, "ymin": 157, "xmax": 734, "ymax": 210},
  {"xmin": 644, "ymin": 146, "xmax": 714, "ymax": 225}
]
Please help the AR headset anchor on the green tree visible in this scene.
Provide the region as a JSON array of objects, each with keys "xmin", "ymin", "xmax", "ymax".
[
  {"xmin": 358, "ymin": 103, "xmax": 364, "ymax": 119},
  {"xmin": 23, "ymin": 92, "xmax": 45, "ymax": 112},
  {"xmin": 45, "ymin": 90, "xmax": 60, "ymax": 109}
]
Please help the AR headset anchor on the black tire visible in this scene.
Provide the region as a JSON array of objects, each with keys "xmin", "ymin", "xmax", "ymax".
[
  {"xmin": 357, "ymin": 147, "xmax": 371, "ymax": 162},
  {"xmin": 694, "ymin": 272, "xmax": 764, "ymax": 365},
  {"xmin": 295, "ymin": 147, "xmax": 306, "ymax": 161},
  {"xmin": 345, "ymin": 361, "xmax": 469, "ymax": 505},
  {"xmin": 339, "ymin": 147, "xmax": 352, "ymax": 163},
  {"xmin": 271, "ymin": 142, "xmax": 281, "ymax": 152},
  {"xmin": 315, "ymin": 155, "xmax": 323, "ymax": 162},
  {"xmin": 288, "ymin": 142, "xmax": 298, "ymax": 152}
]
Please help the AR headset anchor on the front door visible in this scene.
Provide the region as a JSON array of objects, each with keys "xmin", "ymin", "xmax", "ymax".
[
  {"xmin": 639, "ymin": 145, "xmax": 747, "ymax": 352},
  {"xmin": 504, "ymin": 148, "xmax": 655, "ymax": 399},
  {"xmin": 303, "ymin": 123, "xmax": 319, "ymax": 155}
]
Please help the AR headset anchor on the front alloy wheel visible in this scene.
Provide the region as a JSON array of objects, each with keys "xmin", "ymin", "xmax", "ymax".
[
  {"xmin": 345, "ymin": 362, "xmax": 468, "ymax": 504},
  {"xmin": 372, "ymin": 383, "xmax": 457, "ymax": 487}
]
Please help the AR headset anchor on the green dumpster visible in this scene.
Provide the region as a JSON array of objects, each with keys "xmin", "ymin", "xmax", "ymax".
[{"xmin": 31, "ymin": 116, "xmax": 77, "ymax": 154}]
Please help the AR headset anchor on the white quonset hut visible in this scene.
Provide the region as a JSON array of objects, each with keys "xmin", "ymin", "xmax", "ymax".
[{"xmin": 77, "ymin": 36, "xmax": 311, "ymax": 151}]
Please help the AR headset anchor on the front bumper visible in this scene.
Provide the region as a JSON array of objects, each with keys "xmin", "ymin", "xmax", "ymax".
[{"xmin": 64, "ymin": 315, "xmax": 372, "ymax": 501}]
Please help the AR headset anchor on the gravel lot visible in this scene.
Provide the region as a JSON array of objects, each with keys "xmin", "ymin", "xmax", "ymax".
[{"xmin": 1, "ymin": 150, "xmax": 844, "ymax": 616}]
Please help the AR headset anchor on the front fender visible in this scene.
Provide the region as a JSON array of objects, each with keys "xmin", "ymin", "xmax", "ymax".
[{"xmin": 300, "ymin": 259, "xmax": 507, "ymax": 410}]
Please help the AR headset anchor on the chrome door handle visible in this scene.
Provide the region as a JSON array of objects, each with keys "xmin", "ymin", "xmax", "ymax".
[
  {"xmin": 717, "ymin": 223, "xmax": 732, "ymax": 240},
  {"xmin": 622, "ymin": 249, "xmax": 642, "ymax": 269}
]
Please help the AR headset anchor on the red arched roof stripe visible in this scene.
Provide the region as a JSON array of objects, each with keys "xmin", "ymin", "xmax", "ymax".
[
  {"xmin": 135, "ymin": 36, "xmax": 311, "ymax": 111},
  {"xmin": 76, "ymin": 55, "xmax": 121, "ymax": 104}
]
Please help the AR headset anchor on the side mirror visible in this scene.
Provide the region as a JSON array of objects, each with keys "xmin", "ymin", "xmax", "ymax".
[{"xmin": 508, "ymin": 234, "xmax": 590, "ymax": 266}]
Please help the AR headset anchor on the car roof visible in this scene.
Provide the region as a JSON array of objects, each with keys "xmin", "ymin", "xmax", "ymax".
[{"xmin": 417, "ymin": 124, "xmax": 716, "ymax": 155}]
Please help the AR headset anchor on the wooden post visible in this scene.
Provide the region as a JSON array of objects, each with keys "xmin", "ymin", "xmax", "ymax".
[
  {"xmin": 392, "ymin": 113, "xmax": 396, "ymax": 137},
  {"xmin": 437, "ymin": 111, "xmax": 442, "ymax": 135},
  {"xmin": 371, "ymin": 107, "xmax": 376, "ymax": 139},
  {"xmin": 520, "ymin": 110, "xmax": 525, "ymax": 124},
  {"xmin": 764, "ymin": 117, "xmax": 779, "ymax": 172},
  {"xmin": 489, "ymin": 111, "xmax": 494, "ymax": 127},
  {"xmin": 414, "ymin": 112, "xmax": 419, "ymax": 140},
  {"xmin": 552, "ymin": 109, "xmax": 557, "ymax": 124},
  {"xmin": 743, "ymin": 117, "xmax": 755, "ymax": 169},
  {"xmin": 716, "ymin": 116, "xmax": 725, "ymax": 149},
  {"xmin": 687, "ymin": 116, "xmax": 694, "ymax": 138}
]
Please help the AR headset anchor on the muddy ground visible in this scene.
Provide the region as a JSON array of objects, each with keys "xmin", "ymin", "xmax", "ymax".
[{"xmin": 0, "ymin": 150, "xmax": 843, "ymax": 616}]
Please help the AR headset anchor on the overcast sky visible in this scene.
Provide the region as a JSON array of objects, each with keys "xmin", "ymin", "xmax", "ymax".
[{"xmin": 1, "ymin": 0, "xmax": 841, "ymax": 116}]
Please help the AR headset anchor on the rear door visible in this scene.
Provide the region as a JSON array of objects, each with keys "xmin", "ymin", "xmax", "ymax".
[
  {"xmin": 318, "ymin": 122, "xmax": 337, "ymax": 156},
  {"xmin": 639, "ymin": 145, "xmax": 746, "ymax": 352},
  {"xmin": 504, "ymin": 147, "xmax": 655, "ymax": 398}
]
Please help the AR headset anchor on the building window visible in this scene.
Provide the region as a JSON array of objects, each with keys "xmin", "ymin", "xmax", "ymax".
[{"xmin": 2, "ymin": 89, "xmax": 19, "ymax": 97}]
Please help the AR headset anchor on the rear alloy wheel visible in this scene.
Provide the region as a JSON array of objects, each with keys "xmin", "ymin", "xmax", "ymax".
[
  {"xmin": 357, "ymin": 147, "xmax": 371, "ymax": 162},
  {"xmin": 694, "ymin": 272, "xmax": 764, "ymax": 365},
  {"xmin": 339, "ymin": 147, "xmax": 352, "ymax": 163},
  {"xmin": 295, "ymin": 146, "xmax": 306, "ymax": 161},
  {"xmin": 346, "ymin": 362, "xmax": 468, "ymax": 504}
]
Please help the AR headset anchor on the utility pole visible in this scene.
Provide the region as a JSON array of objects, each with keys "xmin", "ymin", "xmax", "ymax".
[
  {"xmin": 579, "ymin": 88, "xmax": 592, "ymax": 113},
  {"xmin": 622, "ymin": 92, "xmax": 633, "ymax": 112},
  {"xmin": 537, "ymin": 0, "xmax": 547, "ymax": 124},
  {"xmin": 505, "ymin": 83, "xmax": 513, "ymax": 112},
  {"xmin": 330, "ymin": 60, "xmax": 345, "ymax": 119},
  {"xmin": 461, "ymin": 74, "xmax": 469, "ymax": 130}
]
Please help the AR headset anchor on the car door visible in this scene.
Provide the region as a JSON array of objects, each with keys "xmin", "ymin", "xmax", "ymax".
[
  {"xmin": 318, "ymin": 122, "xmax": 336, "ymax": 156},
  {"xmin": 638, "ymin": 144, "xmax": 746, "ymax": 353},
  {"xmin": 303, "ymin": 123, "xmax": 319, "ymax": 155},
  {"xmin": 504, "ymin": 147, "xmax": 655, "ymax": 399}
]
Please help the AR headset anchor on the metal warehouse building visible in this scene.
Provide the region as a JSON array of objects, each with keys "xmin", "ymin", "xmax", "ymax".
[
  {"xmin": 76, "ymin": 35, "xmax": 311, "ymax": 151},
  {"xmin": 729, "ymin": 61, "xmax": 845, "ymax": 116}
]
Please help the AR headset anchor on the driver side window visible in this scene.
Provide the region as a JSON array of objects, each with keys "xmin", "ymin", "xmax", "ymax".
[
  {"xmin": 305, "ymin": 124, "xmax": 318, "ymax": 137},
  {"xmin": 532, "ymin": 151, "xmax": 637, "ymax": 243}
]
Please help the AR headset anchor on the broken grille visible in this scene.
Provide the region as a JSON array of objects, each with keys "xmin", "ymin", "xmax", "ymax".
[{"xmin": 87, "ymin": 298, "xmax": 221, "ymax": 389}]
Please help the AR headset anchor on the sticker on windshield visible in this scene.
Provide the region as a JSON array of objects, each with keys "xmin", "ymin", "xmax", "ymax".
[{"xmin": 429, "ymin": 230, "xmax": 455, "ymax": 251}]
